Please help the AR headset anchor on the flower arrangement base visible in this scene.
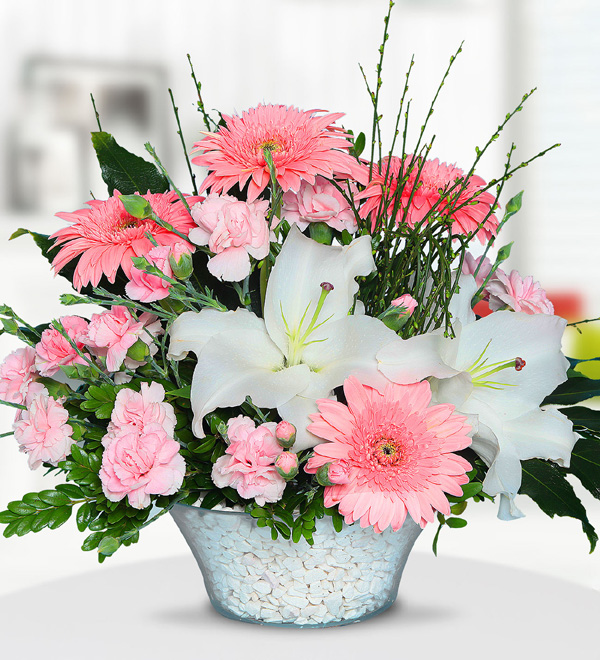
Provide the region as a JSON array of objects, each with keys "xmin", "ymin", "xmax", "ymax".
[{"xmin": 170, "ymin": 503, "xmax": 422, "ymax": 628}]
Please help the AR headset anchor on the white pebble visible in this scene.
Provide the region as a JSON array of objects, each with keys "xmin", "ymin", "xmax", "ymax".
[
  {"xmin": 282, "ymin": 594, "xmax": 309, "ymax": 609},
  {"xmin": 254, "ymin": 580, "xmax": 272, "ymax": 595}
]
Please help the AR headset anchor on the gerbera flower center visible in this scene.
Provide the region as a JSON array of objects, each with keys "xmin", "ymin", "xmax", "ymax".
[
  {"xmin": 117, "ymin": 213, "xmax": 140, "ymax": 231},
  {"xmin": 373, "ymin": 436, "xmax": 403, "ymax": 466},
  {"xmin": 257, "ymin": 139, "xmax": 283, "ymax": 154}
]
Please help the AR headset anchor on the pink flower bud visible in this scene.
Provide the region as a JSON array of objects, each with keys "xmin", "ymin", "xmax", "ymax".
[
  {"xmin": 275, "ymin": 451, "xmax": 299, "ymax": 480},
  {"xmin": 316, "ymin": 460, "xmax": 351, "ymax": 486},
  {"xmin": 390, "ymin": 294, "xmax": 418, "ymax": 316},
  {"xmin": 379, "ymin": 294, "xmax": 418, "ymax": 332},
  {"xmin": 327, "ymin": 460, "xmax": 351, "ymax": 485},
  {"xmin": 168, "ymin": 242, "xmax": 195, "ymax": 280},
  {"xmin": 275, "ymin": 420, "xmax": 296, "ymax": 449}
]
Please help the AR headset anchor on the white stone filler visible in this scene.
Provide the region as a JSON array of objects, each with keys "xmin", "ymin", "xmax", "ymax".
[{"xmin": 171, "ymin": 504, "xmax": 422, "ymax": 627}]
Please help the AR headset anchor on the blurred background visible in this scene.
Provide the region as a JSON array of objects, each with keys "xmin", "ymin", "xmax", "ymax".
[{"xmin": 0, "ymin": 0, "xmax": 599, "ymax": 597}]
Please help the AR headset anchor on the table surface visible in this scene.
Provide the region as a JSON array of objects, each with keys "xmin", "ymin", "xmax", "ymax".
[{"xmin": 0, "ymin": 551, "xmax": 598, "ymax": 660}]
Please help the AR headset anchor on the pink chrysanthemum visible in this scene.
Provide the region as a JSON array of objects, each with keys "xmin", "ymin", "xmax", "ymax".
[
  {"xmin": 487, "ymin": 269, "xmax": 554, "ymax": 315},
  {"xmin": 192, "ymin": 104, "xmax": 365, "ymax": 203},
  {"xmin": 356, "ymin": 156, "xmax": 498, "ymax": 243},
  {"xmin": 305, "ymin": 377, "xmax": 472, "ymax": 532},
  {"xmin": 50, "ymin": 191, "xmax": 202, "ymax": 290}
]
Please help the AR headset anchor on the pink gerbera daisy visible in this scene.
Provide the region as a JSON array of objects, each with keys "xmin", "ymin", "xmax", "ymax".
[
  {"xmin": 356, "ymin": 156, "xmax": 498, "ymax": 243},
  {"xmin": 50, "ymin": 191, "xmax": 202, "ymax": 290},
  {"xmin": 192, "ymin": 104, "xmax": 365, "ymax": 202},
  {"xmin": 305, "ymin": 376, "xmax": 472, "ymax": 532}
]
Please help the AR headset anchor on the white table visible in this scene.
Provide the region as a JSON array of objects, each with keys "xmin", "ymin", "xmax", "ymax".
[{"xmin": 0, "ymin": 552, "xmax": 597, "ymax": 659}]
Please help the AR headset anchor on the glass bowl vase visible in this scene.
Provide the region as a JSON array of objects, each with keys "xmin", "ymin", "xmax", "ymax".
[{"xmin": 170, "ymin": 502, "xmax": 422, "ymax": 628}]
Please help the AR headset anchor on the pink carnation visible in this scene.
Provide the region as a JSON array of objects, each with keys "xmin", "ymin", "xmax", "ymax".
[
  {"xmin": 125, "ymin": 242, "xmax": 195, "ymax": 303},
  {"xmin": 13, "ymin": 389, "xmax": 74, "ymax": 470},
  {"xmin": 282, "ymin": 176, "xmax": 358, "ymax": 233},
  {"xmin": 84, "ymin": 306, "xmax": 161, "ymax": 372},
  {"xmin": 105, "ymin": 382, "xmax": 176, "ymax": 443},
  {"xmin": 487, "ymin": 270, "xmax": 554, "ymax": 315},
  {"xmin": 35, "ymin": 316, "xmax": 89, "ymax": 377},
  {"xmin": 211, "ymin": 416, "xmax": 286, "ymax": 505},
  {"xmin": 462, "ymin": 252, "xmax": 505, "ymax": 300},
  {"xmin": 0, "ymin": 346, "xmax": 38, "ymax": 405},
  {"xmin": 306, "ymin": 377, "xmax": 472, "ymax": 532},
  {"xmin": 99, "ymin": 423, "xmax": 185, "ymax": 509},
  {"xmin": 189, "ymin": 194, "xmax": 270, "ymax": 282}
]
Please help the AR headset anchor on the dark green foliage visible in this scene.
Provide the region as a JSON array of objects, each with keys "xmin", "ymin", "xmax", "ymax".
[
  {"xmin": 91, "ymin": 131, "xmax": 169, "ymax": 196},
  {"xmin": 543, "ymin": 376, "xmax": 600, "ymax": 406},
  {"xmin": 520, "ymin": 459, "xmax": 597, "ymax": 552}
]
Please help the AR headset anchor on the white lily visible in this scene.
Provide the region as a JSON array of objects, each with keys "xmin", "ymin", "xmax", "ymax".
[
  {"xmin": 377, "ymin": 275, "xmax": 577, "ymax": 518},
  {"xmin": 168, "ymin": 226, "xmax": 398, "ymax": 449}
]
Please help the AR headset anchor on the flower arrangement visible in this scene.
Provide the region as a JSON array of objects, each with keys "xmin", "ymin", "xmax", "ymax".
[{"xmin": 1, "ymin": 5, "xmax": 599, "ymax": 624}]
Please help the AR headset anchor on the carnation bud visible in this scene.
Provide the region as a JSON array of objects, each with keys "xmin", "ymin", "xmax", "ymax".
[
  {"xmin": 379, "ymin": 294, "xmax": 418, "ymax": 332},
  {"xmin": 169, "ymin": 248, "xmax": 194, "ymax": 280},
  {"xmin": 315, "ymin": 460, "xmax": 350, "ymax": 487},
  {"xmin": 315, "ymin": 462, "xmax": 335, "ymax": 487},
  {"xmin": 126, "ymin": 338, "xmax": 149, "ymax": 362},
  {"xmin": 275, "ymin": 421, "xmax": 296, "ymax": 449},
  {"xmin": 159, "ymin": 298, "xmax": 186, "ymax": 314},
  {"xmin": 275, "ymin": 451, "xmax": 299, "ymax": 480}
]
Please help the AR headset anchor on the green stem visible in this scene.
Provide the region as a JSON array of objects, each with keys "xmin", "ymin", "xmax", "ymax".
[
  {"xmin": 187, "ymin": 54, "xmax": 215, "ymax": 132},
  {"xmin": 90, "ymin": 93, "xmax": 102, "ymax": 131},
  {"xmin": 168, "ymin": 88, "xmax": 198, "ymax": 195},
  {"xmin": 0, "ymin": 400, "xmax": 26, "ymax": 411},
  {"xmin": 144, "ymin": 142, "xmax": 192, "ymax": 214}
]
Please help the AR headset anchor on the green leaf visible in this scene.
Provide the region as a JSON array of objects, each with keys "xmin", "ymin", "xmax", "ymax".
[
  {"xmin": 352, "ymin": 132, "xmax": 366, "ymax": 158},
  {"xmin": 201, "ymin": 490, "xmax": 224, "ymax": 510},
  {"xmin": 76, "ymin": 503, "xmax": 93, "ymax": 532},
  {"xmin": 568, "ymin": 432, "xmax": 600, "ymax": 499},
  {"xmin": 7, "ymin": 501, "xmax": 36, "ymax": 516},
  {"xmin": 0, "ymin": 510, "xmax": 19, "ymax": 524},
  {"xmin": 560, "ymin": 406, "xmax": 600, "ymax": 433},
  {"xmin": 166, "ymin": 385, "xmax": 192, "ymax": 398},
  {"xmin": 274, "ymin": 521, "xmax": 291, "ymax": 539},
  {"xmin": 107, "ymin": 509, "xmax": 126, "ymax": 524},
  {"xmin": 98, "ymin": 536, "xmax": 121, "ymax": 556},
  {"xmin": 56, "ymin": 484, "xmax": 84, "ymax": 499},
  {"xmin": 31, "ymin": 508, "xmax": 54, "ymax": 533},
  {"xmin": 521, "ymin": 459, "xmax": 597, "ymax": 552},
  {"xmin": 543, "ymin": 376, "xmax": 600, "ymax": 405},
  {"xmin": 38, "ymin": 490, "xmax": 70, "ymax": 507},
  {"xmin": 81, "ymin": 532, "xmax": 104, "ymax": 551},
  {"xmin": 91, "ymin": 131, "xmax": 169, "ymax": 196},
  {"xmin": 70, "ymin": 445, "xmax": 91, "ymax": 468},
  {"xmin": 48, "ymin": 506, "xmax": 72, "ymax": 530},
  {"xmin": 445, "ymin": 517, "xmax": 468, "ymax": 529}
]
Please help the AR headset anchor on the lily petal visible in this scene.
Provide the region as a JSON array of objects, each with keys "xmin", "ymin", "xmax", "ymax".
[
  {"xmin": 189, "ymin": 327, "xmax": 311, "ymax": 437},
  {"xmin": 168, "ymin": 308, "xmax": 265, "ymax": 360},
  {"xmin": 377, "ymin": 332, "xmax": 460, "ymax": 384},
  {"xmin": 263, "ymin": 225, "xmax": 375, "ymax": 356},
  {"xmin": 454, "ymin": 312, "xmax": 569, "ymax": 419}
]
